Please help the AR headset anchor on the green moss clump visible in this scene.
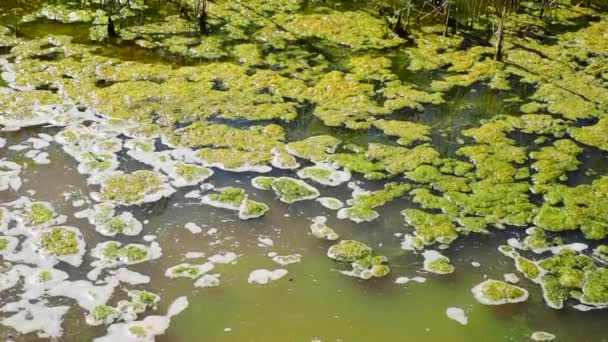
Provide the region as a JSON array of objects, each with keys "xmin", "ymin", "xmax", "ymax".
[
  {"xmin": 286, "ymin": 135, "xmax": 341, "ymax": 162},
  {"xmin": 106, "ymin": 217, "xmax": 128, "ymax": 234},
  {"xmin": 340, "ymin": 183, "xmax": 410, "ymax": 222},
  {"xmin": 252, "ymin": 176, "xmax": 275, "ymax": 190},
  {"xmin": 372, "ymin": 119, "xmax": 431, "ymax": 146},
  {"xmin": 327, "ymin": 240, "xmax": 372, "ymax": 262},
  {"xmin": 130, "ymin": 290, "xmax": 160, "ymax": 306},
  {"xmin": 239, "ymin": 200, "xmax": 269, "ymax": 220},
  {"xmin": 91, "ymin": 305, "xmax": 119, "ymax": 321},
  {"xmin": 406, "ymin": 165, "xmax": 470, "ymax": 193},
  {"xmin": 569, "ymin": 118, "xmax": 608, "ymax": 151},
  {"xmin": 39, "ymin": 271, "xmax": 53, "ymax": 282},
  {"xmin": 129, "ymin": 326, "xmax": 147, "ymax": 337},
  {"xmin": 100, "ymin": 170, "xmax": 167, "ymax": 205},
  {"xmin": 270, "ymin": 177, "xmax": 319, "ymax": 203},
  {"xmin": 171, "ymin": 265, "xmax": 201, "ymax": 278},
  {"xmin": 472, "ymin": 280, "xmax": 528, "ymax": 305},
  {"xmin": 174, "ymin": 163, "xmax": 212, "ymax": 183},
  {"xmin": 207, "ymin": 187, "xmax": 247, "ymax": 208},
  {"xmin": 530, "ymin": 139, "xmax": 582, "ymax": 184},
  {"xmin": 101, "ymin": 242, "xmax": 148, "ymax": 262},
  {"xmin": 22, "ymin": 202, "xmax": 54, "ymax": 225},
  {"xmin": 402, "ymin": 209, "xmax": 458, "ymax": 245},
  {"xmin": 593, "ymin": 245, "xmax": 608, "ymax": 263},
  {"xmin": 540, "ymin": 275, "xmax": 570, "ymax": 309},
  {"xmin": 423, "ymin": 250, "xmax": 455, "ymax": 275},
  {"xmin": 516, "ymin": 256, "xmax": 541, "ymax": 281},
  {"xmin": 0, "ymin": 239, "xmax": 8, "ymax": 251},
  {"xmin": 581, "ymin": 268, "xmax": 608, "ymax": 304},
  {"xmin": 41, "ymin": 227, "xmax": 80, "ymax": 256},
  {"xmin": 283, "ymin": 10, "xmax": 404, "ymax": 50}
]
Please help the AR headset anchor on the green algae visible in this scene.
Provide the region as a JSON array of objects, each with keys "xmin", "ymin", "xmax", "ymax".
[
  {"xmin": 515, "ymin": 256, "xmax": 541, "ymax": 281},
  {"xmin": 41, "ymin": 226, "xmax": 80, "ymax": 256},
  {"xmin": 269, "ymin": 177, "xmax": 319, "ymax": 203},
  {"xmin": 339, "ymin": 183, "xmax": 410, "ymax": 223},
  {"xmin": 239, "ymin": 200, "xmax": 269, "ymax": 220},
  {"xmin": 0, "ymin": 238, "xmax": 9, "ymax": 251},
  {"xmin": 21, "ymin": 202, "xmax": 54, "ymax": 226},
  {"xmin": 99, "ymin": 170, "xmax": 172, "ymax": 205},
  {"xmin": 206, "ymin": 187, "xmax": 247, "ymax": 209},
  {"xmin": 402, "ymin": 209, "xmax": 458, "ymax": 245},
  {"xmin": 38, "ymin": 270, "xmax": 53, "ymax": 282},
  {"xmin": 91, "ymin": 305, "xmax": 119, "ymax": 322},
  {"xmin": 472, "ymin": 280, "xmax": 528, "ymax": 305},
  {"xmin": 327, "ymin": 240, "xmax": 389, "ymax": 279},
  {"xmin": 593, "ymin": 246, "xmax": 608, "ymax": 264},
  {"xmin": 282, "ymin": 10, "xmax": 404, "ymax": 50},
  {"xmin": 569, "ymin": 118, "xmax": 608, "ymax": 152},
  {"xmin": 405, "ymin": 165, "xmax": 470, "ymax": 193},
  {"xmin": 251, "ymin": 176, "xmax": 275, "ymax": 191},
  {"xmin": 530, "ymin": 139, "xmax": 582, "ymax": 184},
  {"xmin": 327, "ymin": 240, "xmax": 372, "ymax": 262},
  {"xmin": 129, "ymin": 326, "xmax": 147, "ymax": 337},
  {"xmin": 286, "ymin": 135, "xmax": 341, "ymax": 162},
  {"xmin": 423, "ymin": 250, "xmax": 454, "ymax": 275},
  {"xmin": 310, "ymin": 218, "xmax": 340, "ymax": 241},
  {"xmin": 102, "ymin": 242, "xmax": 148, "ymax": 262},
  {"xmin": 533, "ymin": 177, "xmax": 608, "ymax": 239},
  {"xmin": 372, "ymin": 119, "xmax": 431, "ymax": 146}
]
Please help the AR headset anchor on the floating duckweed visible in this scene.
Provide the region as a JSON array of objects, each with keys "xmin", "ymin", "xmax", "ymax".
[
  {"xmin": 165, "ymin": 263, "xmax": 214, "ymax": 279},
  {"xmin": 471, "ymin": 279, "xmax": 529, "ymax": 305},
  {"xmin": 402, "ymin": 209, "xmax": 458, "ymax": 246},
  {"xmin": 170, "ymin": 162, "xmax": 213, "ymax": 187},
  {"xmin": 423, "ymin": 250, "xmax": 455, "ymax": 275}
]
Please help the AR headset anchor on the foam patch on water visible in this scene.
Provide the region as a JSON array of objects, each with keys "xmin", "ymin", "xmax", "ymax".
[
  {"xmin": 248, "ymin": 269, "xmax": 288, "ymax": 285},
  {"xmin": 445, "ymin": 307, "xmax": 468, "ymax": 325}
]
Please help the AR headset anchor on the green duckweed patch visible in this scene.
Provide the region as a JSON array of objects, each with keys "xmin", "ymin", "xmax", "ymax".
[
  {"xmin": 40, "ymin": 226, "xmax": 81, "ymax": 256},
  {"xmin": 471, "ymin": 279, "xmax": 529, "ymax": 305}
]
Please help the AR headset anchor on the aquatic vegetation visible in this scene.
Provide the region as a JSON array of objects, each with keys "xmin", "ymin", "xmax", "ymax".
[
  {"xmin": 593, "ymin": 246, "xmax": 608, "ymax": 264},
  {"xmin": 203, "ymin": 187, "xmax": 247, "ymax": 210},
  {"xmin": 316, "ymin": 197, "xmax": 344, "ymax": 210},
  {"xmin": 238, "ymin": 200, "xmax": 269, "ymax": 220},
  {"xmin": 166, "ymin": 263, "xmax": 215, "ymax": 279},
  {"xmin": 39, "ymin": 226, "xmax": 83, "ymax": 258},
  {"xmin": 530, "ymin": 139, "xmax": 582, "ymax": 184},
  {"xmin": 568, "ymin": 119, "xmax": 608, "ymax": 152},
  {"xmin": 402, "ymin": 209, "xmax": 458, "ymax": 246},
  {"xmin": 96, "ymin": 170, "xmax": 175, "ymax": 206},
  {"xmin": 260, "ymin": 177, "xmax": 320, "ymax": 203},
  {"xmin": 327, "ymin": 240, "xmax": 389, "ymax": 279},
  {"xmin": 282, "ymin": 10, "xmax": 404, "ymax": 50},
  {"xmin": 471, "ymin": 280, "xmax": 529, "ymax": 305},
  {"xmin": 372, "ymin": 119, "xmax": 431, "ymax": 146},
  {"xmin": 286, "ymin": 135, "xmax": 341, "ymax": 162},
  {"xmin": 309, "ymin": 216, "xmax": 339, "ymax": 241},
  {"xmin": 339, "ymin": 182, "xmax": 409, "ymax": 222},
  {"xmin": 422, "ymin": 250, "xmax": 454, "ymax": 275},
  {"xmin": 296, "ymin": 163, "xmax": 351, "ymax": 186}
]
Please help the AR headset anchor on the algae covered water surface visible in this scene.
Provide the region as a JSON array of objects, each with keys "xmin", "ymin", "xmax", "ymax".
[{"xmin": 0, "ymin": 0, "xmax": 608, "ymax": 341}]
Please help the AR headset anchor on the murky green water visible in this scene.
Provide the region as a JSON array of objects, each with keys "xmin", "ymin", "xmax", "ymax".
[{"xmin": 1, "ymin": 1, "xmax": 608, "ymax": 341}]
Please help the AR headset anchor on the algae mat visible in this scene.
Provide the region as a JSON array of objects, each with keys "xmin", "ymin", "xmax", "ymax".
[{"xmin": 0, "ymin": 0, "xmax": 608, "ymax": 341}]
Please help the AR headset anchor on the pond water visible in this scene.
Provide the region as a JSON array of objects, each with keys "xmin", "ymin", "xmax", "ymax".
[{"xmin": 1, "ymin": 1, "xmax": 608, "ymax": 341}]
